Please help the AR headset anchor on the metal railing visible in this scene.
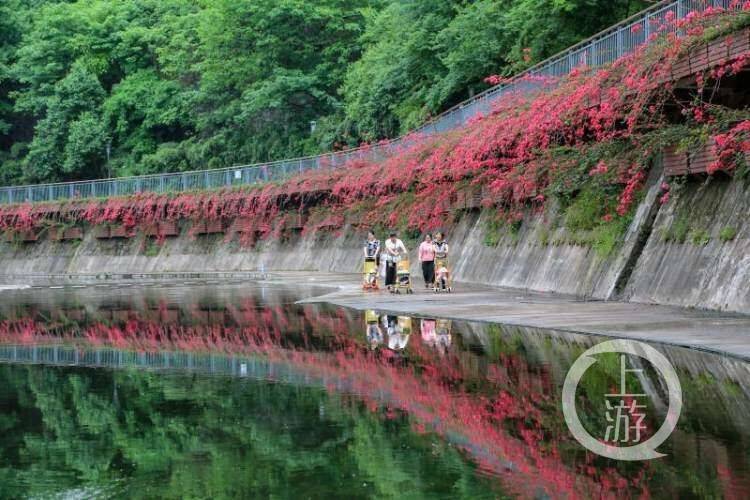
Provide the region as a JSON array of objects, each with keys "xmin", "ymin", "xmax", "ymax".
[
  {"xmin": 0, "ymin": 0, "xmax": 739, "ymax": 205},
  {"xmin": 0, "ymin": 344, "xmax": 398, "ymax": 402}
]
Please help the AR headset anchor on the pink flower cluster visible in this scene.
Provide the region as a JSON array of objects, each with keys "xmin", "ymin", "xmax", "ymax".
[
  {"xmin": 0, "ymin": 6, "xmax": 748, "ymax": 242},
  {"xmin": 710, "ymin": 120, "xmax": 750, "ymax": 174}
]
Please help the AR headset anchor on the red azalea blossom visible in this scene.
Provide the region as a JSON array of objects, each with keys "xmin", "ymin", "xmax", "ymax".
[{"xmin": 0, "ymin": 7, "xmax": 747, "ymax": 241}]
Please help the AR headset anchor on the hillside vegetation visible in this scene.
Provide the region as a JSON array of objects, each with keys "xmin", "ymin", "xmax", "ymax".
[
  {"xmin": 0, "ymin": 0, "xmax": 647, "ymax": 185},
  {"xmin": 1, "ymin": 7, "xmax": 748, "ymax": 258}
]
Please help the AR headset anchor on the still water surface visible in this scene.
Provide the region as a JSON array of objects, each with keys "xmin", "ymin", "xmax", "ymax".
[{"xmin": 0, "ymin": 283, "xmax": 748, "ymax": 498}]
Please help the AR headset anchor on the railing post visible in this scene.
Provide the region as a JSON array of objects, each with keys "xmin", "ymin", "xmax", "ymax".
[
  {"xmin": 645, "ymin": 14, "xmax": 651, "ymax": 40},
  {"xmin": 69, "ymin": 184, "xmax": 74, "ymax": 199},
  {"xmin": 204, "ymin": 171, "xmax": 209, "ymax": 189},
  {"xmin": 677, "ymin": 0, "xmax": 685, "ymax": 21},
  {"xmin": 617, "ymin": 27, "xmax": 624, "ymax": 59},
  {"xmin": 159, "ymin": 176, "xmax": 165, "ymax": 193},
  {"xmin": 181, "ymin": 173, "xmax": 187, "ymax": 191}
]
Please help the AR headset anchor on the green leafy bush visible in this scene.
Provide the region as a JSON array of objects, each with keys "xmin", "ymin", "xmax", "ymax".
[
  {"xmin": 661, "ymin": 218, "xmax": 690, "ymax": 244},
  {"xmin": 689, "ymin": 228, "xmax": 711, "ymax": 246},
  {"xmin": 719, "ymin": 226, "xmax": 737, "ymax": 242}
]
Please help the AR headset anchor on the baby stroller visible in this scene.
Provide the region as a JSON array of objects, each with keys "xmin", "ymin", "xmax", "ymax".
[
  {"xmin": 433, "ymin": 258, "xmax": 452, "ymax": 293},
  {"xmin": 362, "ymin": 257, "xmax": 379, "ymax": 290},
  {"xmin": 392, "ymin": 258, "xmax": 413, "ymax": 294}
]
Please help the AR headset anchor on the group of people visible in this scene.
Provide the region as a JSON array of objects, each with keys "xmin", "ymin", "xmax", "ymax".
[
  {"xmin": 363, "ymin": 230, "xmax": 450, "ymax": 289},
  {"xmin": 365, "ymin": 312, "xmax": 452, "ymax": 354}
]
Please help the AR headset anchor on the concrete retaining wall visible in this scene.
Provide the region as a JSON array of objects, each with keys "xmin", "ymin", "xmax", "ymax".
[
  {"xmin": 2, "ymin": 165, "xmax": 750, "ymax": 313},
  {"xmin": 623, "ymin": 174, "xmax": 750, "ymax": 313}
]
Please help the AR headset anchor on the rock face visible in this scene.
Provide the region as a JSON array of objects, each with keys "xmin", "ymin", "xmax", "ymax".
[{"xmin": 1, "ymin": 163, "xmax": 749, "ymax": 313}]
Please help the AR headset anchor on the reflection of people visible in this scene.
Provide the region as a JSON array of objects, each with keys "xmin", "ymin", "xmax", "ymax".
[
  {"xmin": 418, "ymin": 234, "xmax": 435, "ymax": 288},
  {"xmin": 421, "ymin": 319, "xmax": 437, "ymax": 346},
  {"xmin": 385, "ymin": 315, "xmax": 410, "ymax": 350},
  {"xmin": 384, "ymin": 232, "xmax": 407, "ymax": 289},
  {"xmin": 434, "ymin": 319, "xmax": 452, "ymax": 355},
  {"xmin": 365, "ymin": 310, "xmax": 383, "ymax": 349},
  {"xmin": 367, "ymin": 322, "xmax": 383, "ymax": 348},
  {"xmin": 383, "ymin": 315, "xmax": 397, "ymax": 335}
]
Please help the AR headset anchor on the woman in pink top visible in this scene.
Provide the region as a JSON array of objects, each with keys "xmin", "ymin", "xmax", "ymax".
[{"xmin": 418, "ymin": 233, "xmax": 435, "ymax": 288}]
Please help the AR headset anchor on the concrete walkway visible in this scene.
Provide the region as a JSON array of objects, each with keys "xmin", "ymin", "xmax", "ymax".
[{"xmin": 283, "ymin": 272, "xmax": 750, "ymax": 361}]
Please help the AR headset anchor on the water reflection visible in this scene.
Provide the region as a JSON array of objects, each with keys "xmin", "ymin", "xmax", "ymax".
[
  {"xmin": 0, "ymin": 284, "xmax": 748, "ymax": 497},
  {"xmin": 365, "ymin": 312, "xmax": 451, "ymax": 356}
]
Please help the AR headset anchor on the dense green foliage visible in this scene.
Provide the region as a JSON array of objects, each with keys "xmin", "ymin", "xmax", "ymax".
[
  {"xmin": 0, "ymin": 0, "xmax": 648, "ymax": 185},
  {"xmin": 0, "ymin": 364, "xmax": 501, "ymax": 498}
]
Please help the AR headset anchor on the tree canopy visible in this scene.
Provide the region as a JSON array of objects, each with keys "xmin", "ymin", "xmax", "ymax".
[{"xmin": 0, "ymin": 0, "xmax": 648, "ymax": 185}]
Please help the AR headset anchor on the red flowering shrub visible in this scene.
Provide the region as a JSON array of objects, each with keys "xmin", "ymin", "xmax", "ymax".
[
  {"xmin": 710, "ymin": 120, "xmax": 750, "ymax": 174},
  {"xmin": 0, "ymin": 7, "xmax": 748, "ymax": 244}
]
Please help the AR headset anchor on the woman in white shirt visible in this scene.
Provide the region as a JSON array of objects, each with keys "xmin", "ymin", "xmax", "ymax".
[{"xmin": 384, "ymin": 232, "xmax": 407, "ymax": 288}]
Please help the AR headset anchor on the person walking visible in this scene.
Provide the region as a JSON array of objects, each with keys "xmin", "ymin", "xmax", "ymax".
[
  {"xmin": 384, "ymin": 232, "xmax": 407, "ymax": 290},
  {"xmin": 433, "ymin": 231, "xmax": 451, "ymax": 290},
  {"xmin": 418, "ymin": 233, "xmax": 435, "ymax": 288},
  {"xmin": 433, "ymin": 232, "xmax": 449, "ymax": 260},
  {"xmin": 363, "ymin": 230, "xmax": 381, "ymax": 265}
]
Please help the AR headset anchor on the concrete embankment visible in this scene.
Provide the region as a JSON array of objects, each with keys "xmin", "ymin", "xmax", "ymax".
[
  {"xmin": 288, "ymin": 272, "xmax": 750, "ymax": 361},
  {"xmin": 0, "ymin": 165, "xmax": 749, "ymax": 314}
]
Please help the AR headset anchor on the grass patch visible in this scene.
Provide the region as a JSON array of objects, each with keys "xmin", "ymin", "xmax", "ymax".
[
  {"xmin": 689, "ymin": 228, "xmax": 711, "ymax": 246},
  {"xmin": 482, "ymin": 214, "xmax": 523, "ymax": 247},
  {"xmin": 661, "ymin": 217, "xmax": 690, "ymax": 243},
  {"xmin": 538, "ymin": 225, "xmax": 550, "ymax": 246},
  {"xmin": 592, "ymin": 215, "xmax": 632, "ymax": 257},
  {"xmin": 559, "ymin": 187, "xmax": 632, "ymax": 257},
  {"xmin": 719, "ymin": 226, "xmax": 737, "ymax": 242},
  {"xmin": 144, "ymin": 240, "xmax": 161, "ymax": 257},
  {"xmin": 564, "ymin": 188, "xmax": 609, "ymax": 232}
]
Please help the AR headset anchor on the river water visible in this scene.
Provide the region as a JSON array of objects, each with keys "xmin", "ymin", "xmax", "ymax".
[{"xmin": 0, "ymin": 282, "xmax": 748, "ymax": 498}]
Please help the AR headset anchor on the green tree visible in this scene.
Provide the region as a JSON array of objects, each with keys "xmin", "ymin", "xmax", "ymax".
[
  {"xmin": 24, "ymin": 64, "xmax": 108, "ymax": 181},
  {"xmin": 0, "ymin": 0, "xmax": 651, "ymax": 184},
  {"xmin": 191, "ymin": 0, "xmax": 374, "ymax": 165},
  {"xmin": 342, "ymin": 0, "xmax": 649, "ymax": 140}
]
